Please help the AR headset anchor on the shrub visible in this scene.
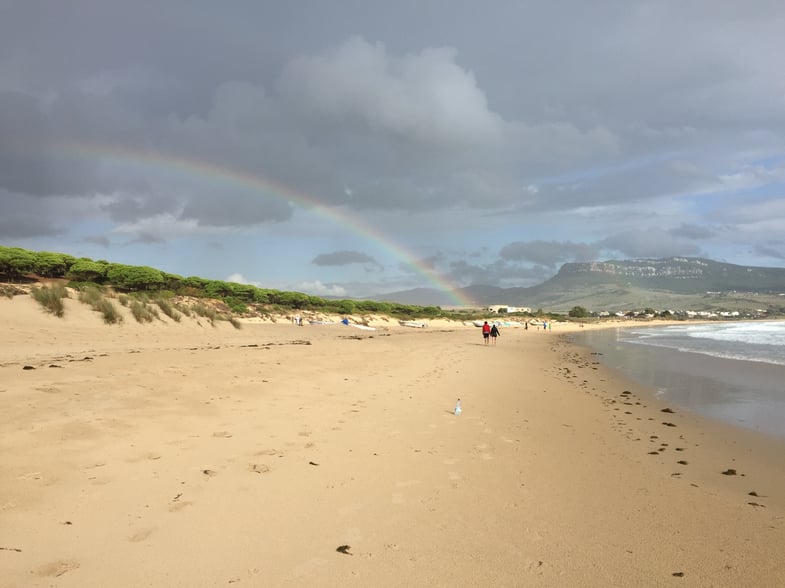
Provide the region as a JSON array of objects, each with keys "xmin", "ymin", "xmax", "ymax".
[
  {"xmin": 192, "ymin": 303, "xmax": 217, "ymax": 322},
  {"xmin": 155, "ymin": 298, "xmax": 182, "ymax": 322},
  {"xmin": 227, "ymin": 315, "xmax": 242, "ymax": 329},
  {"xmin": 77, "ymin": 286, "xmax": 123, "ymax": 324},
  {"xmin": 224, "ymin": 296, "xmax": 248, "ymax": 314},
  {"xmin": 118, "ymin": 294, "xmax": 131, "ymax": 307},
  {"xmin": 130, "ymin": 300, "xmax": 157, "ymax": 323},
  {"xmin": 96, "ymin": 298, "xmax": 123, "ymax": 324},
  {"xmin": 31, "ymin": 284, "xmax": 68, "ymax": 317},
  {"xmin": 568, "ymin": 306, "xmax": 589, "ymax": 318},
  {"xmin": 78, "ymin": 285, "xmax": 104, "ymax": 307}
]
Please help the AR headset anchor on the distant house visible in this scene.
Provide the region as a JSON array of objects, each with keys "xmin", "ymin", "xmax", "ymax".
[{"xmin": 487, "ymin": 305, "xmax": 532, "ymax": 314}]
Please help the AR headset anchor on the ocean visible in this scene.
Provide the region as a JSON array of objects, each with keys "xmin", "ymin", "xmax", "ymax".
[{"xmin": 573, "ymin": 321, "xmax": 785, "ymax": 440}]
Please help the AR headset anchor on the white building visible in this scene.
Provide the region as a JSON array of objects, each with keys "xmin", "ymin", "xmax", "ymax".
[{"xmin": 487, "ymin": 305, "xmax": 532, "ymax": 314}]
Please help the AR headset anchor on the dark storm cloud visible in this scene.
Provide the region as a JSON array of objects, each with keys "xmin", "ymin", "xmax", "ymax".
[
  {"xmin": 0, "ymin": 191, "xmax": 62, "ymax": 238},
  {"xmin": 668, "ymin": 223, "xmax": 716, "ymax": 239},
  {"xmin": 499, "ymin": 241, "xmax": 600, "ymax": 267},
  {"xmin": 598, "ymin": 228, "xmax": 703, "ymax": 258},
  {"xmin": 753, "ymin": 244, "xmax": 785, "ymax": 261},
  {"xmin": 446, "ymin": 259, "xmax": 548, "ymax": 288},
  {"xmin": 312, "ymin": 250, "xmax": 378, "ymax": 266},
  {"xmin": 1, "ymin": 0, "xmax": 785, "ymax": 289}
]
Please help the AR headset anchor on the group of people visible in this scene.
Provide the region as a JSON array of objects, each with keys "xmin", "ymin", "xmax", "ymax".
[{"xmin": 481, "ymin": 321, "xmax": 500, "ymax": 345}]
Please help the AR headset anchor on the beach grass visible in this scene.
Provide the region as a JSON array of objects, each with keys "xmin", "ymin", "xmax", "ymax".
[
  {"xmin": 129, "ymin": 299, "xmax": 158, "ymax": 323},
  {"xmin": 30, "ymin": 284, "xmax": 69, "ymax": 317},
  {"xmin": 77, "ymin": 286, "xmax": 123, "ymax": 324},
  {"xmin": 154, "ymin": 297, "xmax": 182, "ymax": 322}
]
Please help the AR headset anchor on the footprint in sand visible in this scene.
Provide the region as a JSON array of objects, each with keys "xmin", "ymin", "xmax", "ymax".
[
  {"xmin": 525, "ymin": 527, "xmax": 544, "ymax": 542},
  {"xmin": 249, "ymin": 463, "xmax": 270, "ymax": 474},
  {"xmin": 524, "ymin": 558, "xmax": 546, "ymax": 575},
  {"xmin": 213, "ymin": 431, "xmax": 233, "ymax": 438},
  {"xmin": 255, "ymin": 448, "xmax": 282, "ymax": 457},
  {"xmin": 35, "ymin": 560, "xmax": 80, "ymax": 578},
  {"xmin": 169, "ymin": 500, "xmax": 193, "ymax": 512},
  {"xmin": 128, "ymin": 527, "xmax": 157, "ymax": 542}
]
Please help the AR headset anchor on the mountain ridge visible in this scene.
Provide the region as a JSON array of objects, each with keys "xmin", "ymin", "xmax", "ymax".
[{"xmin": 378, "ymin": 257, "xmax": 785, "ymax": 312}]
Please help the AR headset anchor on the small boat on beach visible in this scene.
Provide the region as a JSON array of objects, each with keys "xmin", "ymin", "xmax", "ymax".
[{"xmin": 399, "ymin": 320, "xmax": 428, "ymax": 328}]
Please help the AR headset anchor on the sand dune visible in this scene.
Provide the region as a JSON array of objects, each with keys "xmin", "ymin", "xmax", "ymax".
[{"xmin": 1, "ymin": 292, "xmax": 783, "ymax": 587}]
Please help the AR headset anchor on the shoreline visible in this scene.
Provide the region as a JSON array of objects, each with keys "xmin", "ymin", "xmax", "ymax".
[
  {"xmin": 2, "ymin": 295, "xmax": 784, "ymax": 586},
  {"xmin": 571, "ymin": 323, "xmax": 785, "ymax": 440}
]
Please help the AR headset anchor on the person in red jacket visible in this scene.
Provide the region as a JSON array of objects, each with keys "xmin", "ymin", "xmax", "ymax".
[{"xmin": 482, "ymin": 321, "xmax": 491, "ymax": 345}]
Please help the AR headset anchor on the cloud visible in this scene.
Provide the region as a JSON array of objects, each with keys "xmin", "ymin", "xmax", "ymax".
[
  {"xmin": 2, "ymin": 2, "xmax": 785, "ymax": 296},
  {"xmin": 312, "ymin": 250, "xmax": 379, "ymax": 266},
  {"xmin": 225, "ymin": 273, "xmax": 262, "ymax": 287},
  {"xmin": 277, "ymin": 36, "xmax": 503, "ymax": 148},
  {"xmin": 0, "ymin": 191, "xmax": 62, "ymax": 238},
  {"xmin": 299, "ymin": 280, "xmax": 347, "ymax": 297},
  {"xmin": 445, "ymin": 259, "xmax": 550, "ymax": 288},
  {"xmin": 668, "ymin": 223, "xmax": 716, "ymax": 239},
  {"xmin": 598, "ymin": 228, "xmax": 703, "ymax": 259},
  {"xmin": 752, "ymin": 244, "xmax": 785, "ymax": 261},
  {"xmin": 499, "ymin": 240, "xmax": 599, "ymax": 267}
]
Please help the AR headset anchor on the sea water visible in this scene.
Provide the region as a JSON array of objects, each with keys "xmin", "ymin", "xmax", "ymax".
[{"xmin": 574, "ymin": 321, "xmax": 785, "ymax": 439}]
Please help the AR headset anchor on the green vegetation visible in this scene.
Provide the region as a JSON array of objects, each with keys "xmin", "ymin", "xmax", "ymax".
[
  {"xmin": 0, "ymin": 245, "xmax": 459, "ymax": 321},
  {"xmin": 154, "ymin": 297, "xmax": 182, "ymax": 322},
  {"xmin": 192, "ymin": 303, "xmax": 218, "ymax": 322},
  {"xmin": 30, "ymin": 284, "xmax": 69, "ymax": 317},
  {"xmin": 6, "ymin": 245, "xmax": 784, "ymax": 320},
  {"xmin": 130, "ymin": 300, "xmax": 158, "ymax": 323},
  {"xmin": 76, "ymin": 285, "xmax": 123, "ymax": 324}
]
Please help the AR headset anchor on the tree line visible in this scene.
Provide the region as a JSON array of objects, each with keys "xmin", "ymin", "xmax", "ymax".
[{"xmin": 0, "ymin": 245, "xmax": 446, "ymax": 318}]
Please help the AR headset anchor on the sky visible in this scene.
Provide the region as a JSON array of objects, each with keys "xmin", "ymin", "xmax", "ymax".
[{"xmin": 2, "ymin": 1, "xmax": 785, "ymax": 302}]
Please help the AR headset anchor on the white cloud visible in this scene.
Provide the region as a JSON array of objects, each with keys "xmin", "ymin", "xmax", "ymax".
[
  {"xmin": 299, "ymin": 280, "xmax": 347, "ymax": 297},
  {"xmin": 277, "ymin": 36, "xmax": 503, "ymax": 148}
]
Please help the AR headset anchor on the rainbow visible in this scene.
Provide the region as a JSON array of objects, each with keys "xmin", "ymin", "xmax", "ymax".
[{"xmin": 49, "ymin": 142, "xmax": 474, "ymax": 306}]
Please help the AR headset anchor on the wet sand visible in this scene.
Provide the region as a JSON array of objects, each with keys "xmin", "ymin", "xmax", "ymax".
[
  {"xmin": 1, "ymin": 294, "xmax": 784, "ymax": 587},
  {"xmin": 575, "ymin": 327, "xmax": 785, "ymax": 438}
]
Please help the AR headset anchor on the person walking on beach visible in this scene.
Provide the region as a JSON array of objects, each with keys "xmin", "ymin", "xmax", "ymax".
[
  {"xmin": 482, "ymin": 321, "xmax": 491, "ymax": 345},
  {"xmin": 490, "ymin": 323, "xmax": 500, "ymax": 345}
]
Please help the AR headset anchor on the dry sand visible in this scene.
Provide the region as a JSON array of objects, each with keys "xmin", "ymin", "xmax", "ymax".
[{"xmin": 1, "ymin": 293, "xmax": 784, "ymax": 587}]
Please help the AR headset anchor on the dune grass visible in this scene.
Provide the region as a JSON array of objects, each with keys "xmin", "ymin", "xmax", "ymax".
[
  {"xmin": 129, "ymin": 300, "xmax": 158, "ymax": 323},
  {"xmin": 77, "ymin": 286, "xmax": 123, "ymax": 324},
  {"xmin": 154, "ymin": 297, "xmax": 182, "ymax": 322},
  {"xmin": 30, "ymin": 284, "xmax": 69, "ymax": 317},
  {"xmin": 192, "ymin": 303, "xmax": 218, "ymax": 322}
]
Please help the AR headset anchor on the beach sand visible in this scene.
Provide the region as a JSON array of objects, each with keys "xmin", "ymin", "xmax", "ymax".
[{"xmin": 1, "ymin": 293, "xmax": 784, "ymax": 587}]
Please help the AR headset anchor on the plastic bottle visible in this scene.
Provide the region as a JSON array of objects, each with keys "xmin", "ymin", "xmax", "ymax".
[{"xmin": 454, "ymin": 399, "xmax": 462, "ymax": 416}]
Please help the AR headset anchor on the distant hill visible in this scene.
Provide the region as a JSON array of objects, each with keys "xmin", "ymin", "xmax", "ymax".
[
  {"xmin": 374, "ymin": 287, "xmax": 459, "ymax": 307},
  {"xmin": 381, "ymin": 257, "xmax": 785, "ymax": 312}
]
